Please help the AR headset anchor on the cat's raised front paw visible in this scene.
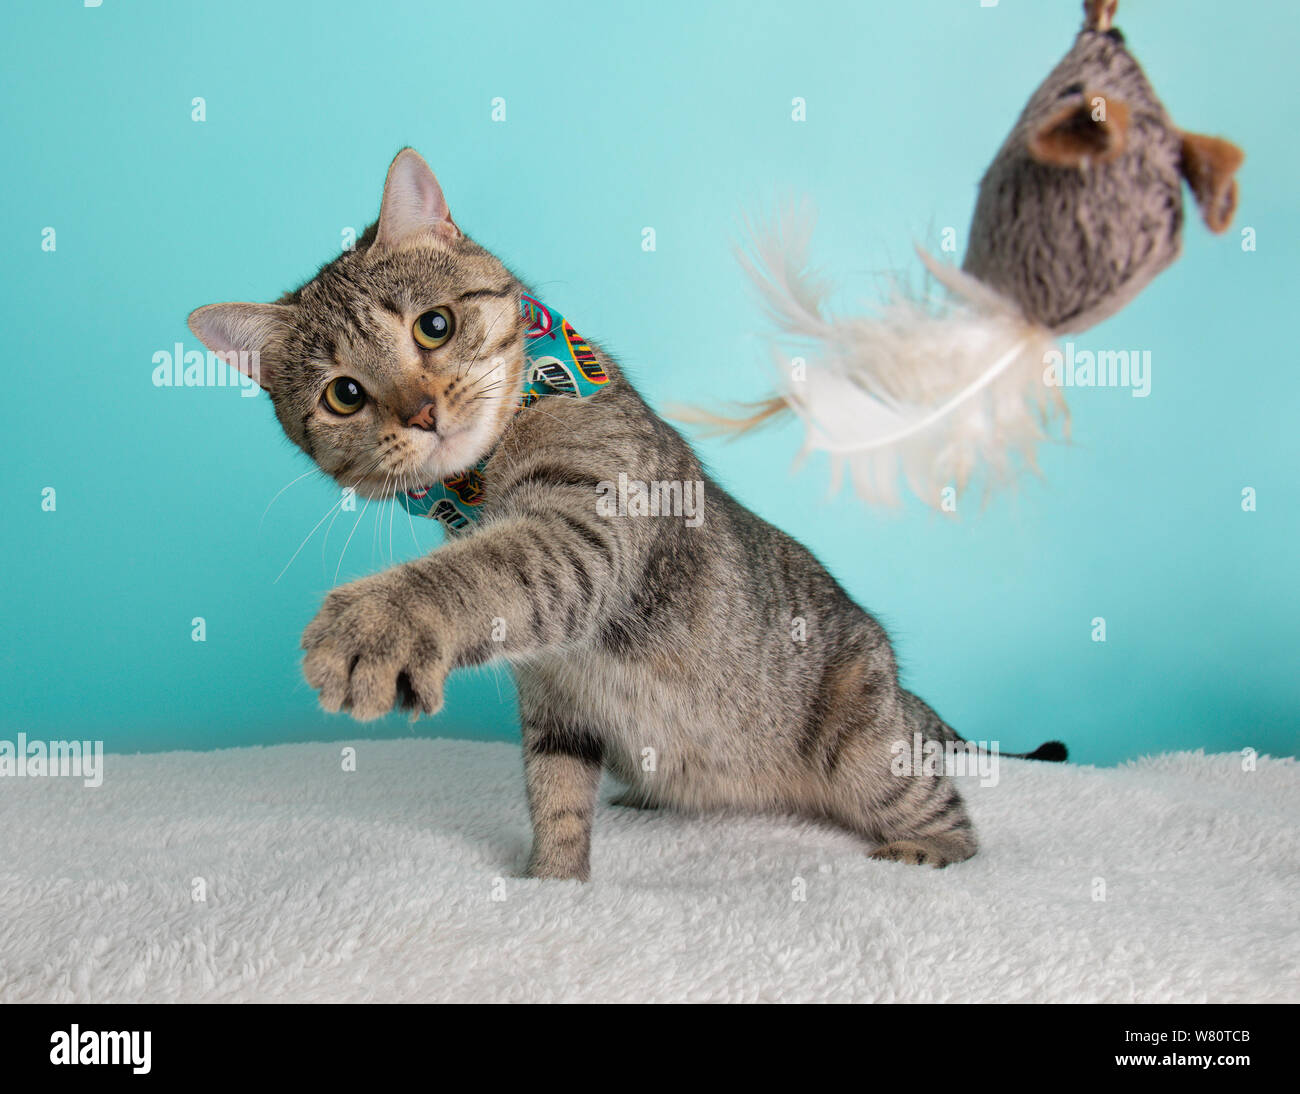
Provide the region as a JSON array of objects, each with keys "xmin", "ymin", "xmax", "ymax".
[{"xmin": 300, "ymin": 572, "xmax": 450, "ymax": 721}]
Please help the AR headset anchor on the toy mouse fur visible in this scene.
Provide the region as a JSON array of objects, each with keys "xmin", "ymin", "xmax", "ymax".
[{"xmin": 699, "ymin": 0, "xmax": 1244, "ymax": 507}]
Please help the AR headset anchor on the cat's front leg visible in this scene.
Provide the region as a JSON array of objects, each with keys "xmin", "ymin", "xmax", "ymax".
[
  {"xmin": 520, "ymin": 701, "xmax": 605, "ymax": 881},
  {"xmin": 300, "ymin": 568, "xmax": 454, "ymax": 721},
  {"xmin": 524, "ymin": 745, "xmax": 602, "ymax": 882},
  {"xmin": 301, "ymin": 506, "xmax": 620, "ymax": 720}
]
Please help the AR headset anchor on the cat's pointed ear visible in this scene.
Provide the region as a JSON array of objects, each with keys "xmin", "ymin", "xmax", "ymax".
[
  {"xmin": 187, "ymin": 302, "xmax": 290, "ymax": 391},
  {"xmin": 373, "ymin": 148, "xmax": 460, "ymax": 251}
]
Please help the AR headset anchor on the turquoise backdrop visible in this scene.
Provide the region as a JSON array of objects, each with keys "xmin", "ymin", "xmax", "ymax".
[{"xmin": 3, "ymin": 0, "xmax": 1296, "ymax": 765}]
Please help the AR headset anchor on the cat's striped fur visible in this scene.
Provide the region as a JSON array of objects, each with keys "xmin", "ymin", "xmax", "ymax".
[{"xmin": 189, "ymin": 149, "xmax": 1065, "ymax": 881}]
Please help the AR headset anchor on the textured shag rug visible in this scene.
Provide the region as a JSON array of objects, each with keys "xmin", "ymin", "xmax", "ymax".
[{"xmin": 0, "ymin": 739, "xmax": 1295, "ymax": 1003}]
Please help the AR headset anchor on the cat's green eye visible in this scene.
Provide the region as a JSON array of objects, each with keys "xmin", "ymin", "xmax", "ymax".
[
  {"xmin": 413, "ymin": 307, "xmax": 455, "ymax": 349},
  {"xmin": 323, "ymin": 376, "xmax": 366, "ymax": 415}
]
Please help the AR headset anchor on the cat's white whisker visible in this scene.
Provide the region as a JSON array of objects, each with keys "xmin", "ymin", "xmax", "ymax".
[
  {"xmin": 259, "ymin": 467, "xmax": 325, "ymax": 530},
  {"xmin": 321, "ymin": 498, "xmax": 346, "ymax": 577},
  {"xmin": 399, "ymin": 471, "xmax": 421, "ymax": 551},
  {"xmin": 318, "ymin": 453, "xmax": 390, "ymax": 575},
  {"xmin": 370, "ymin": 469, "xmax": 392, "ymax": 567},
  {"xmin": 274, "ymin": 493, "xmax": 347, "ymax": 585},
  {"xmin": 387, "ymin": 475, "xmax": 398, "ymax": 563},
  {"xmin": 333, "ymin": 491, "xmax": 375, "ymax": 586}
]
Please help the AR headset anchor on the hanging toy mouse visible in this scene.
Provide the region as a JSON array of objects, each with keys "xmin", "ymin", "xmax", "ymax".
[{"xmin": 701, "ymin": 0, "xmax": 1244, "ymax": 506}]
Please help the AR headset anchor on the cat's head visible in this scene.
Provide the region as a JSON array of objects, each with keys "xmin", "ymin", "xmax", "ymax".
[{"xmin": 189, "ymin": 148, "xmax": 525, "ymax": 497}]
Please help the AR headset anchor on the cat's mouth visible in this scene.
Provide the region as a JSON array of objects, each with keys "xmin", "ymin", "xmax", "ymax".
[{"xmin": 345, "ymin": 424, "xmax": 493, "ymax": 499}]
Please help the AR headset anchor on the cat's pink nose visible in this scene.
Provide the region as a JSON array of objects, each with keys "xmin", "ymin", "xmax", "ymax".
[{"xmin": 406, "ymin": 400, "xmax": 437, "ymax": 431}]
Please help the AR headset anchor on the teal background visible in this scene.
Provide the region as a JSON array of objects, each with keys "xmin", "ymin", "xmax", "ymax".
[{"xmin": 2, "ymin": 0, "xmax": 1296, "ymax": 765}]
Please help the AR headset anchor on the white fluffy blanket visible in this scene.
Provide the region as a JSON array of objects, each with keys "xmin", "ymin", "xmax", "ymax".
[{"xmin": 1, "ymin": 739, "xmax": 1295, "ymax": 1003}]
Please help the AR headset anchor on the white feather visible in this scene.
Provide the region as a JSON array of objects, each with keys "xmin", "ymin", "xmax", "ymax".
[{"xmin": 737, "ymin": 204, "xmax": 1066, "ymax": 507}]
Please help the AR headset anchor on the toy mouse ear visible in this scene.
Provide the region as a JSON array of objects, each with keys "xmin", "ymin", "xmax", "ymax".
[
  {"xmin": 1180, "ymin": 133, "xmax": 1244, "ymax": 233},
  {"xmin": 1028, "ymin": 91, "xmax": 1129, "ymax": 168}
]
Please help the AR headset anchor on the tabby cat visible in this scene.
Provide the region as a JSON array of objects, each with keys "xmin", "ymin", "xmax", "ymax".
[{"xmin": 189, "ymin": 149, "xmax": 1064, "ymax": 880}]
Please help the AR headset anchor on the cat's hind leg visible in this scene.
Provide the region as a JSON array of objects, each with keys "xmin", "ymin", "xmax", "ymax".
[
  {"xmin": 814, "ymin": 678, "xmax": 978, "ymax": 868},
  {"xmin": 857, "ymin": 767, "xmax": 978, "ymax": 868}
]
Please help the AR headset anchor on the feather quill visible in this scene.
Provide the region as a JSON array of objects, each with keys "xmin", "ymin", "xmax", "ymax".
[{"xmin": 706, "ymin": 204, "xmax": 1066, "ymax": 508}]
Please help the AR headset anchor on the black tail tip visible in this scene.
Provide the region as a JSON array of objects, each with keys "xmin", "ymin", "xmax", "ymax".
[{"xmin": 1024, "ymin": 740, "xmax": 1068, "ymax": 762}]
